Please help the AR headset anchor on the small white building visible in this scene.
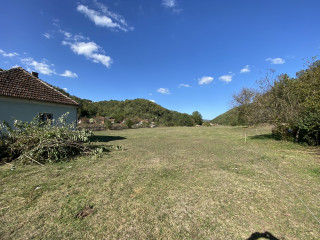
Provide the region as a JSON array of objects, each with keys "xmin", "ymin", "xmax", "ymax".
[{"xmin": 0, "ymin": 67, "xmax": 79, "ymax": 127}]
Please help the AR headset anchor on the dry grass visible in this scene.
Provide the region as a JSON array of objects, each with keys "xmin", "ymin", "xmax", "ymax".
[{"xmin": 0, "ymin": 126, "xmax": 319, "ymax": 239}]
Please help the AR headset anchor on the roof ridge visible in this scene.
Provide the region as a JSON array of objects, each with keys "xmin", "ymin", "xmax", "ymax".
[
  {"xmin": 0, "ymin": 67, "xmax": 23, "ymax": 73},
  {"xmin": 0, "ymin": 67, "xmax": 79, "ymax": 106},
  {"xmin": 20, "ymin": 68, "xmax": 79, "ymax": 106}
]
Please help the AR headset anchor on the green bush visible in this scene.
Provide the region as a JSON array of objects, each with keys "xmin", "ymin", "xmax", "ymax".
[
  {"xmin": 125, "ymin": 119, "xmax": 134, "ymax": 129},
  {"xmin": 271, "ymin": 124, "xmax": 295, "ymax": 141},
  {"xmin": 0, "ymin": 113, "xmax": 92, "ymax": 164},
  {"xmin": 104, "ymin": 120, "xmax": 113, "ymax": 130}
]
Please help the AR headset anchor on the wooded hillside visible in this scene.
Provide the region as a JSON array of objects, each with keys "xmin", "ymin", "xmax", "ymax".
[{"xmin": 54, "ymin": 88, "xmax": 196, "ymax": 126}]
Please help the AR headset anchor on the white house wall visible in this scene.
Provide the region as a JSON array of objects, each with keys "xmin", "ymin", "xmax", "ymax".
[{"xmin": 0, "ymin": 96, "xmax": 77, "ymax": 127}]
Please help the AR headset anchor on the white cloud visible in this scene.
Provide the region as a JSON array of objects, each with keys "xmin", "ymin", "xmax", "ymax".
[
  {"xmin": 0, "ymin": 49, "xmax": 19, "ymax": 57},
  {"xmin": 68, "ymin": 41, "xmax": 99, "ymax": 56},
  {"xmin": 20, "ymin": 58, "xmax": 55, "ymax": 75},
  {"xmin": 179, "ymin": 83, "xmax": 190, "ymax": 88},
  {"xmin": 149, "ymin": 99, "xmax": 156, "ymax": 103},
  {"xmin": 60, "ymin": 70, "xmax": 78, "ymax": 78},
  {"xmin": 77, "ymin": 3, "xmax": 133, "ymax": 32},
  {"xmin": 266, "ymin": 57, "xmax": 285, "ymax": 64},
  {"xmin": 91, "ymin": 53, "xmax": 112, "ymax": 67},
  {"xmin": 240, "ymin": 65, "xmax": 250, "ymax": 73},
  {"xmin": 63, "ymin": 40, "xmax": 112, "ymax": 68},
  {"xmin": 219, "ymin": 74, "xmax": 233, "ymax": 83},
  {"xmin": 162, "ymin": 0, "xmax": 181, "ymax": 13},
  {"xmin": 157, "ymin": 88, "xmax": 170, "ymax": 94},
  {"xmin": 43, "ymin": 33, "xmax": 52, "ymax": 39},
  {"xmin": 162, "ymin": 0, "xmax": 176, "ymax": 8},
  {"xmin": 198, "ymin": 76, "xmax": 214, "ymax": 85},
  {"xmin": 63, "ymin": 31, "xmax": 72, "ymax": 39},
  {"xmin": 63, "ymin": 88, "xmax": 68, "ymax": 92}
]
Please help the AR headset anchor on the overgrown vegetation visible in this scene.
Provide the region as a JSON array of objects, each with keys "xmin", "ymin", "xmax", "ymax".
[
  {"xmin": 213, "ymin": 59, "xmax": 320, "ymax": 145},
  {"xmin": 0, "ymin": 113, "xmax": 93, "ymax": 164}
]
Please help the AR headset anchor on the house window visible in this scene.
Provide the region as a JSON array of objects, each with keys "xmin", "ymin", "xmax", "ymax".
[{"xmin": 39, "ymin": 113, "xmax": 53, "ymax": 123}]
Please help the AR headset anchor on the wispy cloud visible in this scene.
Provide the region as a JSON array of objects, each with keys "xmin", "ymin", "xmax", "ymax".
[
  {"xmin": 0, "ymin": 49, "xmax": 19, "ymax": 57},
  {"xmin": 42, "ymin": 33, "xmax": 52, "ymax": 39},
  {"xmin": 60, "ymin": 70, "xmax": 78, "ymax": 78},
  {"xmin": 219, "ymin": 74, "xmax": 233, "ymax": 83},
  {"xmin": 162, "ymin": 0, "xmax": 181, "ymax": 13},
  {"xmin": 1, "ymin": 47, "xmax": 77, "ymax": 78},
  {"xmin": 240, "ymin": 65, "xmax": 250, "ymax": 73},
  {"xmin": 162, "ymin": 0, "xmax": 176, "ymax": 8},
  {"xmin": 157, "ymin": 88, "xmax": 170, "ymax": 94},
  {"xmin": 20, "ymin": 58, "xmax": 56, "ymax": 75},
  {"xmin": 62, "ymin": 32, "xmax": 112, "ymax": 68},
  {"xmin": 77, "ymin": 2, "xmax": 133, "ymax": 32},
  {"xmin": 179, "ymin": 83, "xmax": 190, "ymax": 88},
  {"xmin": 266, "ymin": 57, "xmax": 285, "ymax": 65},
  {"xmin": 149, "ymin": 99, "xmax": 156, "ymax": 103},
  {"xmin": 63, "ymin": 88, "xmax": 68, "ymax": 92},
  {"xmin": 198, "ymin": 76, "xmax": 213, "ymax": 85}
]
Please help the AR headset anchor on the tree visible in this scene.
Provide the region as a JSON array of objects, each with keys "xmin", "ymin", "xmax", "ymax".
[
  {"xmin": 192, "ymin": 111, "xmax": 203, "ymax": 125},
  {"xmin": 232, "ymin": 88, "xmax": 256, "ymax": 125}
]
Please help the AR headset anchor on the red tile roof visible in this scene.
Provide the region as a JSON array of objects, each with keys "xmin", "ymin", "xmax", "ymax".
[{"xmin": 0, "ymin": 67, "xmax": 78, "ymax": 106}]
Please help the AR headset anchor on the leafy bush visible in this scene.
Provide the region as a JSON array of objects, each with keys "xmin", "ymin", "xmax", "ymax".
[
  {"xmin": 104, "ymin": 120, "xmax": 113, "ymax": 130},
  {"xmin": 0, "ymin": 113, "xmax": 93, "ymax": 164},
  {"xmin": 271, "ymin": 124, "xmax": 294, "ymax": 141},
  {"xmin": 125, "ymin": 119, "xmax": 134, "ymax": 129}
]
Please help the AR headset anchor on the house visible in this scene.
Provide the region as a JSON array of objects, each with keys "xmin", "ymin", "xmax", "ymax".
[{"xmin": 0, "ymin": 67, "xmax": 79, "ymax": 127}]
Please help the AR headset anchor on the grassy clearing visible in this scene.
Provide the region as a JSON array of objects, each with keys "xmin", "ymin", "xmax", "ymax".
[{"xmin": 0, "ymin": 126, "xmax": 319, "ymax": 239}]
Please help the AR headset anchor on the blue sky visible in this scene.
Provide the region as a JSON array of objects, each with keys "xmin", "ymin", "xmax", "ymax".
[{"xmin": 1, "ymin": 0, "xmax": 320, "ymax": 119}]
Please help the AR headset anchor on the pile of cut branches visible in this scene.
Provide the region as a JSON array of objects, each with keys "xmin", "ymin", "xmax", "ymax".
[{"xmin": 0, "ymin": 113, "xmax": 93, "ymax": 164}]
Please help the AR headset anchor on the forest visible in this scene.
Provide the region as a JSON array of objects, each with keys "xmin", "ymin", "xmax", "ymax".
[{"xmin": 54, "ymin": 88, "xmax": 203, "ymax": 127}]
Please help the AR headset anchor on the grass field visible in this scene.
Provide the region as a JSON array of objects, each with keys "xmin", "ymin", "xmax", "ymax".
[{"xmin": 1, "ymin": 126, "xmax": 319, "ymax": 239}]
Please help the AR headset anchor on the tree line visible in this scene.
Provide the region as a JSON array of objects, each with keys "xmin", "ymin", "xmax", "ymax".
[
  {"xmin": 228, "ymin": 59, "xmax": 320, "ymax": 145},
  {"xmin": 54, "ymin": 88, "xmax": 203, "ymax": 127}
]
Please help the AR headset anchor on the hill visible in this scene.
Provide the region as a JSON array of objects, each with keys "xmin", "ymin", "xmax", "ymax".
[
  {"xmin": 210, "ymin": 107, "xmax": 240, "ymax": 126},
  {"xmin": 54, "ymin": 87, "xmax": 195, "ymax": 126}
]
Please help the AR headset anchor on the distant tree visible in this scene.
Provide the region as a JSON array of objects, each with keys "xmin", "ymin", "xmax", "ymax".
[{"xmin": 192, "ymin": 111, "xmax": 203, "ymax": 125}]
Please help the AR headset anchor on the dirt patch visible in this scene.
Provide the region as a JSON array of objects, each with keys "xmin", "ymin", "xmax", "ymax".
[{"xmin": 76, "ymin": 205, "xmax": 94, "ymax": 219}]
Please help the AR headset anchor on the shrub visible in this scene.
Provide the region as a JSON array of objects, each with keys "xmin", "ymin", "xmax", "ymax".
[
  {"xmin": 0, "ymin": 113, "xmax": 93, "ymax": 164},
  {"xmin": 125, "ymin": 119, "xmax": 134, "ymax": 129},
  {"xmin": 271, "ymin": 124, "xmax": 294, "ymax": 141},
  {"xmin": 104, "ymin": 120, "xmax": 113, "ymax": 130}
]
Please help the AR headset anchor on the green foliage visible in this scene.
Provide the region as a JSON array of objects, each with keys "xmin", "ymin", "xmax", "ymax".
[
  {"xmin": 52, "ymin": 92, "xmax": 195, "ymax": 127},
  {"xmin": 0, "ymin": 113, "xmax": 93, "ymax": 164},
  {"xmin": 192, "ymin": 111, "xmax": 203, "ymax": 125},
  {"xmin": 104, "ymin": 120, "xmax": 113, "ymax": 130},
  {"xmin": 211, "ymin": 108, "xmax": 241, "ymax": 126},
  {"xmin": 202, "ymin": 121, "xmax": 211, "ymax": 127},
  {"xmin": 125, "ymin": 119, "xmax": 134, "ymax": 129},
  {"xmin": 222, "ymin": 59, "xmax": 320, "ymax": 145}
]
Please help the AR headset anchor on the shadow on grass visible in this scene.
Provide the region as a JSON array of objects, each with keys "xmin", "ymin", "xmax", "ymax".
[
  {"xmin": 250, "ymin": 134, "xmax": 279, "ymax": 141},
  {"xmin": 89, "ymin": 135, "xmax": 126, "ymax": 143},
  {"xmin": 246, "ymin": 231, "xmax": 280, "ymax": 240}
]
